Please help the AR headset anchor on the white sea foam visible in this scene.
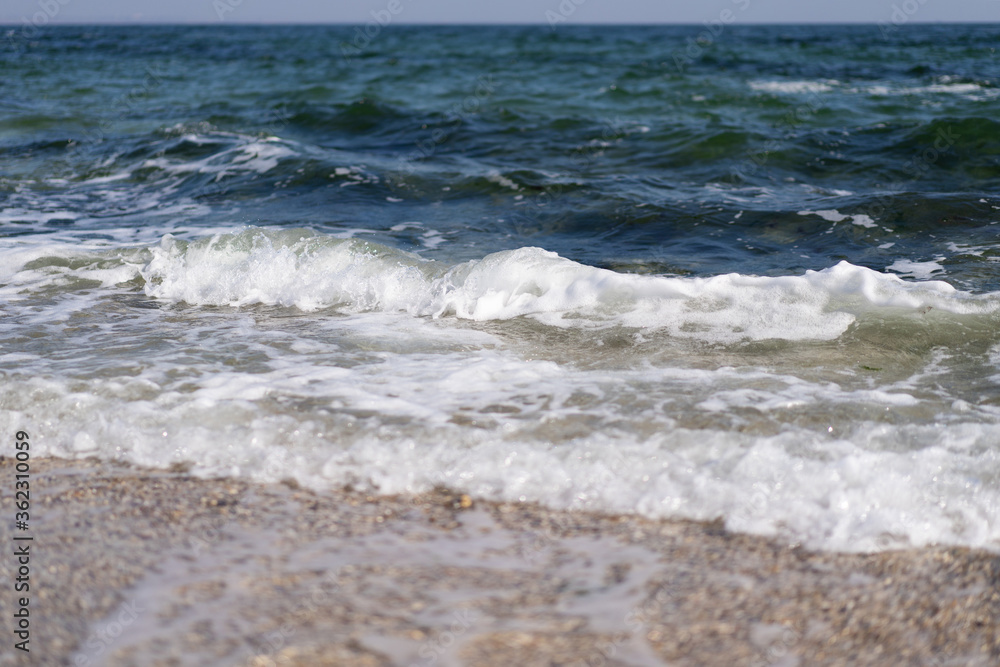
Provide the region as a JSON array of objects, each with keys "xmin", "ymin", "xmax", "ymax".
[
  {"xmin": 854, "ymin": 81, "xmax": 996, "ymax": 99},
  {"xmin": 749, "ymin": 80, "xmax": 836, "ymax": 94},
  {"xmin": 798, "ymin": 209, "xmax": 877, "ymax": 228},
  {"xmin": 141, "ymin": 138, "xmax": 296, "ymax": 180},
  {"xmin": 486, "ymin": 170, "xmax": 521, "ymax": 191},
  {"xmin": 133, "ymin": 228, "xmax": 996, "ymax": 345},
  {"xmin": 4, "ymin": 227, "xmax": 1000, "ymax": 554},
  {"xmin": 5, "ymin": 348, "xmax": 1000, "ymax": 554},
  {"xmin": 887, "ymin": 258, "xmax": 946, "ymax": 280}
]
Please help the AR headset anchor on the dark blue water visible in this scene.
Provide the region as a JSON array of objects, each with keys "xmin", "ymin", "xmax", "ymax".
[{"xmin": 3, "ymin": 24, "xmax": 999, "ymax": 281}]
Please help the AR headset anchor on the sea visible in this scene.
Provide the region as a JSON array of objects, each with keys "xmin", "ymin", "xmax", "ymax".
[{"xmin": 2, "ymin": 24, "xmax": 999, "ymax": 553}]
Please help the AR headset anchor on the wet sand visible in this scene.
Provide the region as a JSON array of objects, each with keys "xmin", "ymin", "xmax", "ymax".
[{"xmin": 0, "ymin": 456, "xmax": 998, "ymax": 666}]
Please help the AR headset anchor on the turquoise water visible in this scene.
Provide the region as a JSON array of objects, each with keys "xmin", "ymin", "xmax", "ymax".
[{"xmin": 2, "ymin": 25, "xmax": 1000, "ymax": 551}]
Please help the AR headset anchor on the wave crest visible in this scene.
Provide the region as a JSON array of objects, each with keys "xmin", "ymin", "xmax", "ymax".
[{"xmin": 138, "ymin": 227, "xmax": 999, "ymax": 344}]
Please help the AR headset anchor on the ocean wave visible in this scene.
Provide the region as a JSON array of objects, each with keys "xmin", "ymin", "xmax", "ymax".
[
  {"xmin": 286, "ymin": 97, "xmax": 411, "ymax": 135},
  {"xmin": 142, "ymin": 229, "xmax": 997, "ymax": 336},
  {"xmin": 5, "ymin": 227, "xmax": 993, "ymax": 344}
]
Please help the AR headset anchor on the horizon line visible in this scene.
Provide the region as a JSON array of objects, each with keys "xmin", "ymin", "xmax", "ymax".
[{"xmin": 3, "ymin": 20, "xmax": 1000, "ymax": 26}]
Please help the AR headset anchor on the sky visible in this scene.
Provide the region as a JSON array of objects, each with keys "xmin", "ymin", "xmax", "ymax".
[{"xmin": 0, "ymin": 0, "xmax": 997, "ymax": 25}]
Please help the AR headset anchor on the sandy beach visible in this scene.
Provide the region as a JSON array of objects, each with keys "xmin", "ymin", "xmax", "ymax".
[{"xmin": 0, "ymin": 456, "xmax": 997, "ymax": 666}]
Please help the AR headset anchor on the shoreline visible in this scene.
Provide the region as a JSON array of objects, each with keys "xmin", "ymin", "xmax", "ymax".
[{"xmin": 1, "ymin": 456, "xmax": 998, "ymax": 666}]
